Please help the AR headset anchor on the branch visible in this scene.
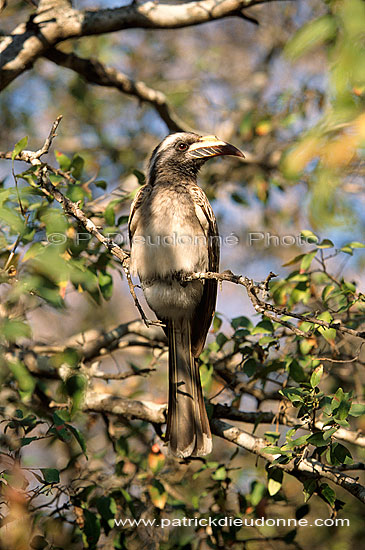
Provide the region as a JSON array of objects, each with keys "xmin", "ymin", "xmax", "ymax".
[
  {"xmin": 211, "ymin": 419, "xmax": 365, "ymax": 505},
  {"xmin": 84, "ymin": 392, "xmax": 167, "ymax": 424},
  {"xmin": 214, "ymin": 404, "xmax": 365, "ymax": 448},
  {"xmin": 1, "ymin": 120, "xmax": 364, "ymax": 339},
  {"xmin": 0, "ymin": 0, "xmax": 288, "ymax": 91},
  {"xmin": 33, "ymin": 319, "xmax": 166, "ymax": 361},
  {"xmin": 43, "ymin": 48, "xmax": 188, "ymax": 133},
  {"xmin": 183, "ymin": 271, "xmax": 365, "ymax": 340},
  {"xmin": 80, "ymin": 392, "xmax": 365, "ymax": 504}
]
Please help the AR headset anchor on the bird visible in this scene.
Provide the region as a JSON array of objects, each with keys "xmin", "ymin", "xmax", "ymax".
[{"xmin": 128, "ymin": 132, "xmax": 244, "ymax": 458}]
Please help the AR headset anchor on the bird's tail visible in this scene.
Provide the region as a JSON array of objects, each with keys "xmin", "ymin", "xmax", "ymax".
[{"xmin": 165, "ymin": 318, "xmax": 212, "ymax": 458}]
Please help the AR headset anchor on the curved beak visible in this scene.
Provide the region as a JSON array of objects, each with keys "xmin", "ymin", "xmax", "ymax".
[{"xmin": 188, "ymin": 135, "xmax": 245, "ymax": 159}]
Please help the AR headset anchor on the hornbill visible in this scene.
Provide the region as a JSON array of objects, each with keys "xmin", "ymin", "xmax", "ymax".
[{"xmin": 128, "ymin": 132, "xmax": 244, "ymax": 458}]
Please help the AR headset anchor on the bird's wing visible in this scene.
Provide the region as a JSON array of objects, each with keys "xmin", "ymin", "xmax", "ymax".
[
  {"xmin": 128, "ymin": 184, "xmax": 152, "ymax": 242},
  {"xmin": 189, "ymin": 185, "xmax": 220, "ymax": 357}
]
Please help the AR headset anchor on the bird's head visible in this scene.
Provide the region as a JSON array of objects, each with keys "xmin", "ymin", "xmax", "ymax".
[{"xmin": 147, "ymin": 132, "xmax": 244, "ymax": 185}]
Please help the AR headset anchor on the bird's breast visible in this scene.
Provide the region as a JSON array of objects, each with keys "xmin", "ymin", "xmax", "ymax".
[{"xmin": 130, "ymin": 184, "xmax": 209, "ymax": 281}]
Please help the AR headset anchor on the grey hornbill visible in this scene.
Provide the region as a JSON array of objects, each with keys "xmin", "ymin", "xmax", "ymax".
[{"xmin": 128, "ymin": 132, "xmax": 244, "ymax": 458}]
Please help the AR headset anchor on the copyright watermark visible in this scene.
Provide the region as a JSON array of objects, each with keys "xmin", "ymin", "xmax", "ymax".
[
  {"xmin": 114, "ymin": 515, "xmax": 350, "ymax": 529},
  {"xmin": 46, "ymin": 231, "xmax": 318, "ymax": 248}
]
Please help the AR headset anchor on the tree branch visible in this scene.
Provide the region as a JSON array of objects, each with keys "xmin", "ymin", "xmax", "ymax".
[
  {"xmin": 2, "ymin": 122, "xmax": 364, "ymax": 340},
  {"xmin": 214, "ymin": 404, "xmax": 365, "ymax": 448},
  {"xmin": 2, "ymin": 119, "xmax": 364, "ymax": 339},
  {"xmin": 44, "ymin": 47, "xmax": 188, "ymax": 133},
  {"xmin": 211, "ymin": 419, "xmax": 365, "ymax": 505},
  {"xmin": 183, "ymin": 271, "xmax": 365, "ymax": 340},
  {"xmin": 80, "ymin": 392, "xmax": 365, "ymax": 504},
  {"xmin": 0, "ymin": 0, "xmax": 289, "ymax": 91}
]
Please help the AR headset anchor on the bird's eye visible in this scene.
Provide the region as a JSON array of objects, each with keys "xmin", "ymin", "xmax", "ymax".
[{"xmin": 177, "ymin": 142, "xmax": 188, "ymax": 151}]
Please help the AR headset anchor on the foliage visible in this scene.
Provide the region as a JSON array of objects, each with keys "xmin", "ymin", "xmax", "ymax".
[{"xmin": 0, "ymin": 1, "xmax": 364, "ymax": 549}]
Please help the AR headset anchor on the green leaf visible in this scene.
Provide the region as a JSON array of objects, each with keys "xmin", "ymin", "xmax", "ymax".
[
  {"xmin": 71, "ymin": 154, "xmax": 85, "ymax": 180},
  {"xmin": 262, "ymin": 446, "xmax": 287, "ymax": 454},
  {"xmin": 65, "ymin": 373, "xmax": 87, "ymax": 415},
  {"xmin": 310, "ymin": 365, "xmax": 323, "ymax": 388},
  {"xmin": 316, "ymin": 311, "xmax": 336, "ymax": 342},
  {"xmin": 285, "ymin": 15, "xmax": 336, "ymax": 60},
  {"xmin": 264, "ymin": 431, "xmax": 280, "ymax": 443},
  {"xmin": 67, "ymin": 424, "xmax": 88, "ymax": 457},
  {"xmin": 12, "ymin": 136, "xmax": 28, "ymax": 161},
  {"xmin": 213, "ymin": 314, "xmax": 222, "ymax": 332},
  {"xmin": 96, "ymin": 496, "xmax": 117, "ymax": 530},
  {"xmin": 317, "ymin": 239, "xmax": 334, "ymax": 249},
  {"xmin": 259, "ymin": 335, "xmax": 276, "ymax": 346},
  {"xmin": 231, "ymin": 316, "xmax": 253, "ymax": 329},
  {"xmin": 250, "ymin": 481, "xmax": 266, "ymax": 506},
  {"xmin": 289, "ymin": 359, "xmax": 307, "ymax": 383},
  {"xmin": 282, "ymin": 254, "xmax": 305, "ymax": 267},
  {"xmin": 55, "ymin": 151, "xmax": 71, "ymax": 171},
  {"xmin": 252, "ymin": 319, "xmax": 274, "ymax": 335},
  {"xmin": 303, "ymin": 479, "xmax": 316, "ymax": 502},
  {"xmin": 300, "ymin": 250, "xmax": 317, "ymax": 272},
  {"xmin": 66, "ymin": 184, "xmax": 85, "ymax": 203},
  {"xmin": 148, "ymin": 479, "xmax": 167, "ymax": 509},
  {"xmin": 267, "ymin": 468, "xmax": 283, "ymax": 496},
  {"xmin": 40, "ymin": 468, "xmax": 60, "ymax": 484},
  {"xmin": 116, "ymin": 436, "xmax": 129, "ymax": 457},
  {"xmin": 322, "ymin": 284, "xmax": 335, "ymax": 302},
  {"xmin": 95, "ymin": 180, "xmax": 107, "ymax": 190},
  {"xmin": 332, "ymin": 388, "xmax": 351, "ymax": 421},
  {"xmin": 347, "ymin": 241, "xmax": 365, "ymax": 248},
  {"xmin": 0, "ymin": 206, "xmax": 25, "ymax": 233},
  {"xmin": 307, "ymin": 432, "xmax": 328, "ymax": 447},
  {"xmin": 323, "ymin": 427, "xmax": 337, "ymax": 441},
  {"xmin": 98, "ymin": 270, "xmax": 113, "ymax": 300},
  {"xmin": 349, "ymin": 403, "xmax": 365, "ymax": 417},
  {"xmin": 300, "ymin": 230, "xmax": 319, "ymax": 243},
  {"xmin": 104, "ymin": 203, "xmax": 116, "ymax": 226},
  {"xmin": 320, "ymin": 483, "xmax": 336, "ymax": 507},
  {"xmin": 243, "ymin": 358, "xmax": 256, "ymax": 377},
  {"xmin": 216, "ymin": 332, "xmax": 228, "ymax": 349},
  {"xmin": 8, "ymin": 360, "xmax": 35, "ymax": 401},
  {"xmin": 2, "ymin": 319, "xmax": 31, "ymax": 342},
  {"xmin": 117, "ymin": 214, "xmax": 128, "ymax": 226},
  {"xmin": 212, "ymin": 466, "xmax": 227, "ymax": 481},
  {"xmin": 83, "ymin": 509, "xmax": 101, "ymax": 548},
  {"xmin": 340, "ymin": 245, "xmax": 353, "ymax": 255},
  {"xmin": 280, "ymin": 387, "xmax": 305, "ymax": 406},
  {"xmin": 231, "ymin": 192, "xmax": 248, "ymax": 206},
  {"xmin": 330, "ymin": 443, "xmax": 352, "ymax": 465}
]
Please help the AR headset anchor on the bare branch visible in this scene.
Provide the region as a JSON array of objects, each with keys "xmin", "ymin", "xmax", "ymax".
[
  {"xmin": 84, "ymin": 392, "xmax": 167, "ymax": 424},
  {"xmin": 183, "ymin": 271, "xmax": 365, "ymax": 340},
  {"xmin": 37, "ymin": 165, "xmax": 130, "ymax": 268},
  {"xmin": 0, "ymin": 0, "xmax": 290, "ymax": 91},
  {"xmin": 44, "ymin": 48, "xmax": 188, "ymax": 133},
  {"xmin": 35, "ymin": 319, "xmax": 165, "ymax": 358}
]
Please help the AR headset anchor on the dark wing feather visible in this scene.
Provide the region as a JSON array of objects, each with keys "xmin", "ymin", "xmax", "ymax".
[
  {"xmin": 128, "ymin": 184, "xmax": 152, "ymax": 243},
  {"xmin": 189, "ymin": 185, "xmax": 220, "ymax": 357}
]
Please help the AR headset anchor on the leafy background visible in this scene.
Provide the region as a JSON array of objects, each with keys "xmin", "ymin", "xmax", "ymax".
[{"xmin": 0, "ymin": 0, "xmax": 365, "ymax": 549}]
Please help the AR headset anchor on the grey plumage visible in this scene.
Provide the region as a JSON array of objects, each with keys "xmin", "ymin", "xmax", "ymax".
[{"xmin": 128, "ymin": 132, "xmax": 243, "ymax": 457}]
